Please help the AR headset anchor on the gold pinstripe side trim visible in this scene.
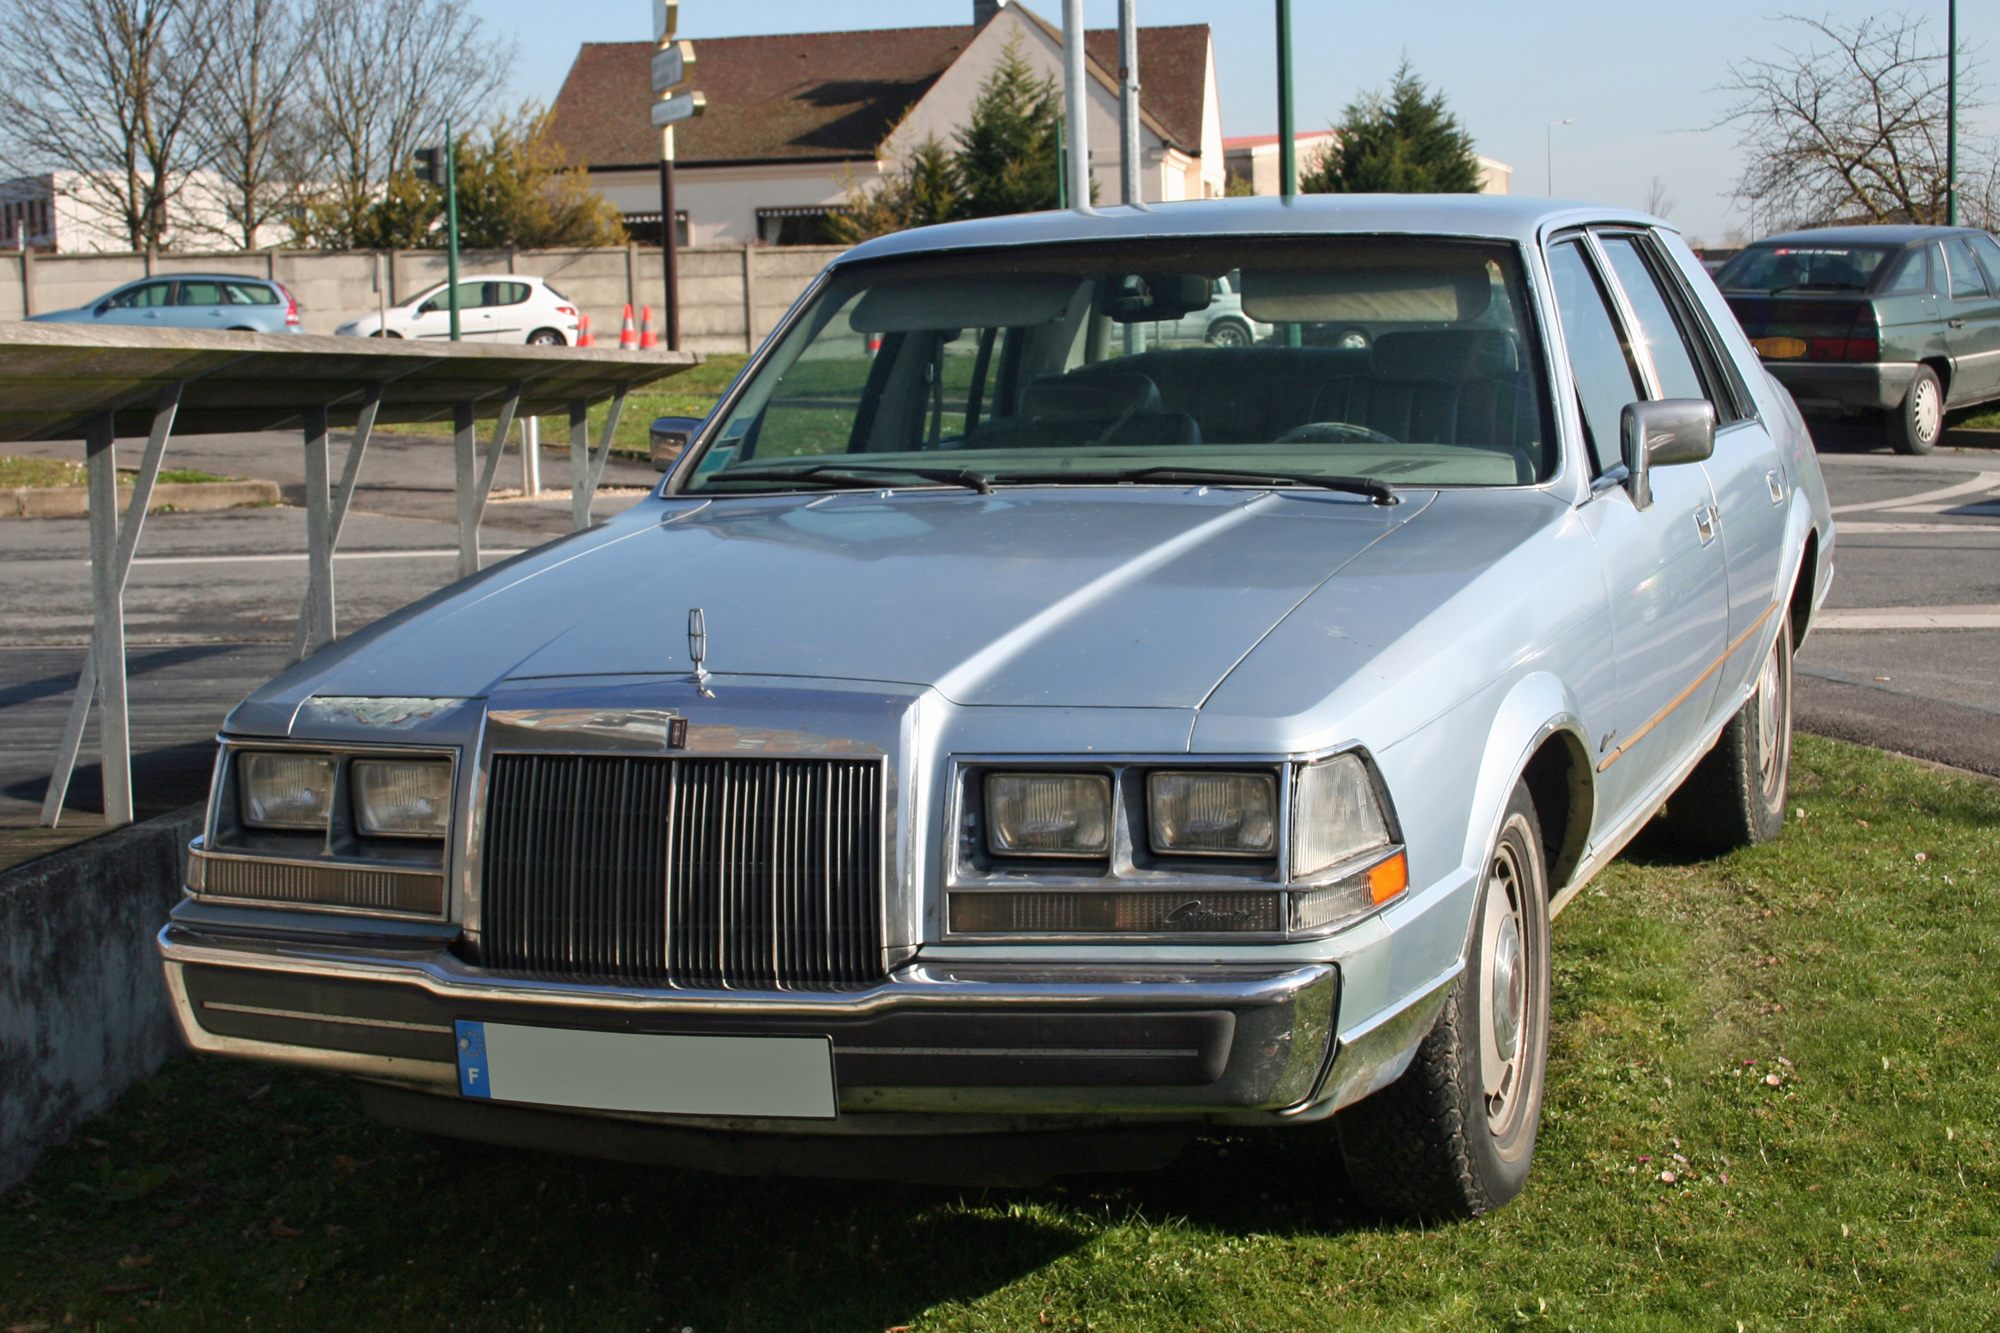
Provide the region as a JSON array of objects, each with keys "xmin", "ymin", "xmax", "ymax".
[{"xmin": 1598, "ymin": 600, "xmax": 1781, "ymax": 772}]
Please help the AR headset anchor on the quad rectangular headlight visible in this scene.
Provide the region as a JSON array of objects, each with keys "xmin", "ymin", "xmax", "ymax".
[
  {"xmin": 985, "ymin": 772, "xmax": 1111, "ymax": 856},
  {"xmin": 238, "ymin": 752, "xmax": 335, "ymax": 830},
  {"xmin": 1291, "ymin": 753, "xmax": 1391, "ymax": 878},
  {"xmin": 352, "ymin": 759, "xmax": 453, "ymax": 837},
  {"xmin": 1148, "ymin": 771, "xmax": 1277, "ymax": 855}
]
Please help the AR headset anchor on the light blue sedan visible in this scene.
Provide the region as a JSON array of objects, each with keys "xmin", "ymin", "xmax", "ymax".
[
  {"xmin": 28, "ymin": 273, "xmax": 302, "ymax": 333},
  {"xmin": 157, "ymin": 196, "xmax": 1833, "ymax": 1218}
]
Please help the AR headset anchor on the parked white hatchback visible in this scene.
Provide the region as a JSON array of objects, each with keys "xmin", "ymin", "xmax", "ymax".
[{"xmin": 335, "ymin": 276, "xmax": 581, "ymax": 344}]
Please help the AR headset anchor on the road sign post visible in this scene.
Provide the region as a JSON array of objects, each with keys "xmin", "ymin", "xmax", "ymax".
[
  {"xmin": 413, "ymin": 130, "xmax": 463, "ymax": 341},
  {"xmin": 651, "ymin": 4, "xmax": 702, "ymax": 352}
]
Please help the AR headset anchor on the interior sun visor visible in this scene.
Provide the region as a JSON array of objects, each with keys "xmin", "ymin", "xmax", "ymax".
[
  {"xmin": 848, "ymin": 276, "xmax": 1083, "ymax": 333},
  {"xmin": 1240, "ymin": 254, "xmax": 1493, "ymax": 324}
]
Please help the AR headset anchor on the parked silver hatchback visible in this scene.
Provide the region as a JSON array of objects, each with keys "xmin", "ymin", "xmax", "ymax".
[{"xmin": 160, "ymin": 196, "xmax": 1832, "ymax": 1218}]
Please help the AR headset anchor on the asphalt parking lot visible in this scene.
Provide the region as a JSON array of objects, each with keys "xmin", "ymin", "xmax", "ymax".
[{"xmin": 1, "ymin": 422, "xmax": 1994, "ymax": 866}]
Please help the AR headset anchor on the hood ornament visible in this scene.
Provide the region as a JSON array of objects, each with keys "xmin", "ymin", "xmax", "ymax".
[{"xmin": 688, "ymin": 607, "xmax": 714, "ymax": 696}]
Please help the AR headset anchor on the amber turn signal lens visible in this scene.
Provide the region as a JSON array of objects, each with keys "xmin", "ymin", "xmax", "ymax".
[
  {"xmin": 1752, "ymin": 335, "xmax": 1807, "ymax": 360},
  {"xmin": 1368, "ymin": 850, "xmax": 1409, "ymax": 904}
]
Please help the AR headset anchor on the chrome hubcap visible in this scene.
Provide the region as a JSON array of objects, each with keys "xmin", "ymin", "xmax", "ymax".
[
  {"xmin": 1478, "ymin": 841, "xmax": 1528, "ymax": 1130},
  {"xmin": 1491, "ymin": 914, "xmax": 1523, "ymax": 1064},
  {"xmin": 1755, "ymin": 634, "xmax": 1785, "ymax": 794}
]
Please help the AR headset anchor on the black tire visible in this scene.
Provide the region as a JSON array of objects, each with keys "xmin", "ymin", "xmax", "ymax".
[
  {"xmin": 1336, "ymin": 780, "xmax": 1552, "ymax": 1220},
  {"xmin": 527, "ymin": 328, "xmax": 565, "ymax": 347},
  {"xmin": 1203, "ymin": 318, "xmax": 1252, "ymax": 347},
  {"xmin": 1887, "ymin": 365, "xmax": 1943, "ymax": 454},
  {"xmin": 369, "ymin": 330, "xmax": 403, "ymax": 339},
  {"xmin": 1664, "ymin": 610, "xmax": 1793, "ymax": 854}
]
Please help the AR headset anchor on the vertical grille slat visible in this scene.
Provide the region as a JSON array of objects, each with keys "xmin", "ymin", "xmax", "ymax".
[{"xmin": 482, "ymin": 754, "xmax": 884, "ymax": 989}]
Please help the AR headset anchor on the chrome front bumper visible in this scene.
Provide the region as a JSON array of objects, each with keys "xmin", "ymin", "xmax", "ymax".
[{"xmin": 158, "ymin": 917, "xmax": 1343, "ymax": 1130}]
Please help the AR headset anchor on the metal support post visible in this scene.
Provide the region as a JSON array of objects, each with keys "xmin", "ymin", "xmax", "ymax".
[
  {"xmin": 523, "ymin": 416, "xmax": 541, "ymax": 497},
  {"xmin": 1276, "ymin": 0, "xmax": 1300, "ymax": 347},
  {"xmin": 445, "ymin": 118, "xmax": 462, "ymax": 341},
  {"xmin": 661, "ymin": 126, "xmax": 680, "ymax": 350},
  {"xmin": 43, "ymin": 388, "xmax": 182, "ymax": 828},
  {"xmin": 1948, "ymin": 0, "xmax": 1958, "ymax": 225},
  {"xmin": 454, "ymin": 402, "xmax": 477, "ymax": 578},
  {"xmin": 569, "ymin": 387, "xmax": 629, "ymax": 531},
  {"xmin": 1118, "ymin": 0, "xmax": 1141, "ymax": 206},
  {"xmin": 1062, "ymin": 0, "xmax": 1090, "ymax": 212},
  {"xmin": 290, "ymin": 386, "xmax": 380, "ymax": 662}
]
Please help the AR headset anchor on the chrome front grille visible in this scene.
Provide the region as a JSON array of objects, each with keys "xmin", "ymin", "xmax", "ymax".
[{"xmin": 480, "ymin": 753, "xmax": 885, "ymax": 988}]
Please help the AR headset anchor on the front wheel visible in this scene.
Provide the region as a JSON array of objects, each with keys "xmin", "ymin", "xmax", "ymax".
[
  {"xmin": 1203, "ymin": 318, "xmax": 1252, "ymax": 348},
  {"xmin": 1664, "ymin": 610, "xmax": 1793, "ymax": 854},
  {"xmin": 1336, "ymin": 779, "xmax": 1551, "ymax": 1220},
  {"xmin": 527, "ymin": 328, "xmax": 565, "ymax": 347},
  {"xmin": 1887, "ymin": 365, "xmax": 1942, "ymax": 454}
]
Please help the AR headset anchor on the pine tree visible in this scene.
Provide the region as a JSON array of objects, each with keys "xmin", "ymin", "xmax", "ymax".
[
  {"xmin": 953, "ymin": 36, "xmax": 1062, "ymax": 217},
  {"xmin": 1303, "ymin": 62, "xmax": 1482, "ymax": 195},
  {"xmin": 830, "ymin": 135, "xmax": 963, "ymax": 243}
]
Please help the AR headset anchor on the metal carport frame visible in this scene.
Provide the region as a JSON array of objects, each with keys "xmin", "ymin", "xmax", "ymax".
[{"xmin": 0, "ymin": 324, "xmax": 698, "ymax": 830}]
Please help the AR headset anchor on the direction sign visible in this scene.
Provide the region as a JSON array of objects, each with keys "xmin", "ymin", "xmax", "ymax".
[
  {"xmin": 651, "ymin": 39, "xmax": 695, "ymax": 94},
  {"xmin": 650, "ymin": 89, "xmax": 707, "ymax": 128},
  {"xmin": 653, "ymin": 0, "xmax": 676, "ymax": 41}
]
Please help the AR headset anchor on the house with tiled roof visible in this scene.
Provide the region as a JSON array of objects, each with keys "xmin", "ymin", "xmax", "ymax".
[{"xmin": 546, "ymin": 0, "xmax": 1224, "ymax": 248}]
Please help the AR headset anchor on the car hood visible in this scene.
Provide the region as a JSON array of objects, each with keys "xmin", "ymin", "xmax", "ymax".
[{"xmin": 234, "ymin": 487, "xmax": 1440, "ymax": 728}]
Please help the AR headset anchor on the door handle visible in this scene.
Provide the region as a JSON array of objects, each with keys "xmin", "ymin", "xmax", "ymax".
[
  {"xmin": 1693, "ymin": 504, "xmax": 1718, "ymax": 546},
  {"xmin": 1949, "ymin": 317, "xmax": 1966, "ymax": 328},
  {"xmin": 1766, "ymin": 470, "xmax": 1786, "ymax": 505}
]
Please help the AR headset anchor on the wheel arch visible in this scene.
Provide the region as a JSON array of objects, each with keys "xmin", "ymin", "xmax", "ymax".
[
  {"xmin": 1921, "ymin": 355, "xmax": 1952, "ymax": 399},
  {"xmin": 1459, "ymin": 671, "xmax": 1595, "ymax": 902}
]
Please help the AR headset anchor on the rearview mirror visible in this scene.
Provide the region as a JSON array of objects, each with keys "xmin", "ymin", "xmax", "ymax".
[
  {"xmin": 651, "ymin": 416, "xmax": 705, "ymax": 471},
  {"xmin": 1620, "ymin": 398, "xmax": 1716, "ymax": 510}
]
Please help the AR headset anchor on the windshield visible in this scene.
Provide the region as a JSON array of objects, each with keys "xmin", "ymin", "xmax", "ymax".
[
  {"xmin": 1716, "ymin": 243, "xmax": 1895, "ymax": 293},
  {"xmin": 678, "ymin": 236, "xmax": 1555, "ymax": 494}
]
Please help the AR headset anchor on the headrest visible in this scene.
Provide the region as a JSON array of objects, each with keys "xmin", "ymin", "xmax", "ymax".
[
  {"xmin": 1022, "ymin": 372, "xmax": 1161, "ymax": 423},
  {"xmin": 1370, "ymin": 329, "xmax": 1518, "ymax": 381}
]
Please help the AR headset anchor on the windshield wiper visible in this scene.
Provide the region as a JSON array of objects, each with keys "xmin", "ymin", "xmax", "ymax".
[
  {"xmin": 994, "ymin": 466, "xmax": 1397, "ymax": 505},
  {"xmin": 699, "ymin": 463, "xmax": 995, "ymax": 494}
]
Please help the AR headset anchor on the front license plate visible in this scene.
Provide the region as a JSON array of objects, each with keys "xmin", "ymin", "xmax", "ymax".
[{"xmin": 454, "ymin": 1020, "xmax": 836, "ymax": 1119}]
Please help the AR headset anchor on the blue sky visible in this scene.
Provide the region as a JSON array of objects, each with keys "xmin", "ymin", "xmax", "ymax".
[{"xmin": 480, "ymin": 1, "xmax": 2000, "ymax": 244}]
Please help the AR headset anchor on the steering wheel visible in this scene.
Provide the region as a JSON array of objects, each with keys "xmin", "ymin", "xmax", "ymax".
[{"xmin": 1275, "ymin": 420, "xmax": 1401, "ymax": 446}]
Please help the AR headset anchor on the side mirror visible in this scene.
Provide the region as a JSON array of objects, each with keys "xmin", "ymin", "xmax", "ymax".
[
  {"xmin": 1620, "ymin": 398, "xmax": 1716, "ymax": 510},
  {"xmin": 650, "ymin": 416, "xmax": 705, "ymax": 471}
]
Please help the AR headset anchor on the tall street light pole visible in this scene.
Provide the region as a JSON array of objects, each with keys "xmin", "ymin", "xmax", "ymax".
[
  {"xmin": 1948, "ymin": 0, "xmax": 1958, "ymax": 225},
  {"xmin": 1118, "ymin": 0, "xmax": 1140, "ymax": 206},
  {"xmin": 444, "ymin": 117, "xmax": 461, "ymax": 342},
  {"xmin": 1062, "ymin": 0, "xmax": 1090, "ymax": 211},
  {"xmin": 1276, "ymin": 0, "xmax": 1296, "ymax": 199},
  {"xmin": 1546, "ymin": 118, "xmax": 1572, "ymax": 197}
]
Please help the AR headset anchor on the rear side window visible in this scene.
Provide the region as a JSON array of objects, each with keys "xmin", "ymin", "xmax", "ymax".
[
  {"xmin": 1944, "ymin": 239, "xmax": 1988, "ymax": 299},
  {"xmin": 1966, "ymin": 234, "xmax": 2000, "ymax": 290},
  {"xmin": 1878, "ymin": 248, "xmax": 1929, "ymax": 294},
  {"xmin": 497, "ymin": 282, "xmax": 531, "ymax": 305},
  {"xmin": 1548, "ymin": 240, "xmax": 1643, "ymax": 475},
  {"xmin": 223, "ymin": 281, "xmax": 278, "ymax": 305},
  {"xmin": 176, "ymin": 281, "xmax": 224, "ymax": 305}
]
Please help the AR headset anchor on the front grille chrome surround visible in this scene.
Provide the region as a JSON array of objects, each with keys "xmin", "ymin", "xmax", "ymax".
[{"xmin": 480, "ymin": 753, "xmax": 886, "ymax": 989}]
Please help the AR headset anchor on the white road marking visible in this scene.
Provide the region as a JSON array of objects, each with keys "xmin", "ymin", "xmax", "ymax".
[
  {"xmin": 1880, "ymin": 500, "xmax": 2000, "ymax": 515},
  {"xmin": 1816, "ymin": 604, "xmax": 2000, "ymax": 630},
  {"xmin": 127, "ymin": 548, "xmax": 528, "ymax": 567},
  {"xmin": 1830, "ymin": 472, "xmax": 2000, "ymax": 514}
]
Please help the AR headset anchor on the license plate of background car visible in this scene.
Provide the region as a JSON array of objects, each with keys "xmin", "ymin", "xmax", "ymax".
[{"xmin": 453, "ymin": 1020, "xmax": 837, "ymax": 1119}]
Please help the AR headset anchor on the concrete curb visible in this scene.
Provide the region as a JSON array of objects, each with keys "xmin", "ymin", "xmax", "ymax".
[
  {"xmin": 0, "ymin": 804, "xmax": 200, "ymax": 1193},
  {"xmin": 1, "ymin": 480, "xmax": 281, "ymax": 518}
]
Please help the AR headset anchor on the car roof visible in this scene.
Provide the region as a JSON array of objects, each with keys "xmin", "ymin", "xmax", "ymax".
[
  {"xmin": 123, "ymin": 273, "xmax": 276, "ymax": 284},
  {"xmin": 1748, "ymin": 224, "xmax": 1990, "ymax": 247},
  {"xmin": 839, "ymin": 194, "xmax": 1666, "ymax": 264}
]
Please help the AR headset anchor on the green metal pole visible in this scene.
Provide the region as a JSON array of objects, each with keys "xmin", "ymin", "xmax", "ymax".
[
  {"xmin": 1947, "ymin": 0, "xmax": 1957, "ymax": 226},
  {"xmin": 1277, "ymin": 0, "xmax": 1300, "ymax": 346},
  {"xmin": 1277, "ymin": 0, "xmax": 1296, "ymax": 199},
  {"xmin": 445, "ymin": 117, "xmax": 462, "ymax": 342},
  {"xmin": 1057, "ymin": 124, "xmax": 1068, "ymax": 210}
]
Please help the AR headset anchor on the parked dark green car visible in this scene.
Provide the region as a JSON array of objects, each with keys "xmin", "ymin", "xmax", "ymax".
[{"xmin": 1716, "ymin": 224, "xmax": 2000, "ymax": 453}]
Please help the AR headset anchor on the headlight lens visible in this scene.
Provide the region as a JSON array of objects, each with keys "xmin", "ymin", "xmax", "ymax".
[
  {"xmin": 1148, "ymin": 771, "xmax": 1277, "ymax": 855},
  {"xmin": 1291, "ymin": 753, "xmax": 1390, "ymax": 878},
  {"xmin": 238, "ymin": 752, "xmax": 335, "ymax": 829},
  {"xmin": 352, "ymin": 760, "xmax": 453, "ymax": 837},
  {"xmin": 985, "ymin": 772, "xmax": 1111, "ymax": 856}
]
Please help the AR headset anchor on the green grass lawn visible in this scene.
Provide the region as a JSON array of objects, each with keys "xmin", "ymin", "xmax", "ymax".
[
  {"xmin": 3, "ymin": 735, "xmax": 1995, "ymax": 1330},
  {"xmin": 0, "ymin": 457, "xmax": 243, "ymax": 487},
  {"xmin": 378, "ymin": 354, "xmax": 747, "ymax": 460}
]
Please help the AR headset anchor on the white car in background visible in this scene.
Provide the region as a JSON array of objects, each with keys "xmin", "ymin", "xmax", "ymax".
[{"xmin": 335, "ymin": 275, "xmax": 581, "ymax": 344}]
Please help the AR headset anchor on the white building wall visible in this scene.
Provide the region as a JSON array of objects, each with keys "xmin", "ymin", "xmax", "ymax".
[{"xmin": 592, "ymin": 161, "xmax": 869, "ymax": 248}]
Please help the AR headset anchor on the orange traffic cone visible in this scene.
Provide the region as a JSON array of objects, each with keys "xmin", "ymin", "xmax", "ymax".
[
  {"xmin": 639, "ymin": 305, "xmax": 657, "ymax": 349},
  {"xmin": 618, "ymin": 304, "xmax": 637, "ymax": 349},
  {"xmin": 576, "ymin": 313, "xmax": 594, "ymax": 347}
]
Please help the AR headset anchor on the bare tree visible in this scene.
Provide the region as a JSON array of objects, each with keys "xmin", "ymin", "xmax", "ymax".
[
  {"xmin": 191, "ymin": 0, "xmax": 317, "ymax": 249},
  {"xmin": 1643, "ymin": 176, "xmax": 1675, "ymax": 219},
  {"xmin": 0, "ymin": 0, "xmax": 221, "ymax": 250},
  {"xmin": 1716, "ymin": 12, "xmax": 1968, "ymax": 229},
  {"xmin": 299, "ymin": 0, "xmax": 512, "ymax": 248}
]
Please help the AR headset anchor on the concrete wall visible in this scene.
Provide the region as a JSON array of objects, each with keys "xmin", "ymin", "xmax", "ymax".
[
  {"xmin": 0, "ymin": 243, "xmax": 847, "ymax": 354},
  {"xmin": 0, "ymin": 805, "xmax": 200, "ymax": 1193}
]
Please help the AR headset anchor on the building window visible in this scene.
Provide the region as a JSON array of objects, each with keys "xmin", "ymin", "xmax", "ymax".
[
  {"xmin": 756, "ymin": 207, "xmax": 843, "ymax": 247},
  {"xmin": 622, "ymin": 210, "xmax": 690, "ymax": 248}
]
